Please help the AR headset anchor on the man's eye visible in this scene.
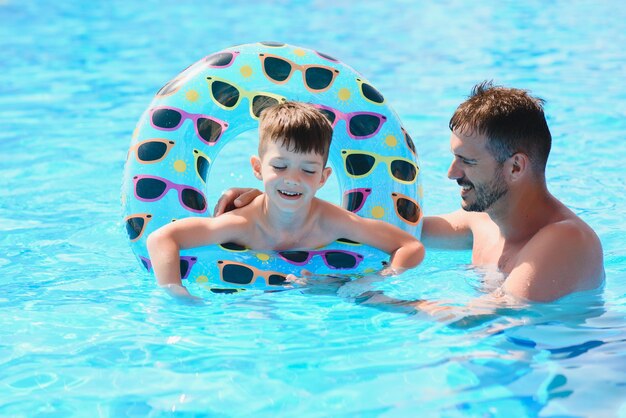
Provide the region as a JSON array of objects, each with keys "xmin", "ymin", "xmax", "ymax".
[
  {"xmin": 272, "ymin": 165, "xmax": 286, "ymax": 170},
  {"xmin": 303, "ymin": 169, "xmax": 316, "ymax": 174}
]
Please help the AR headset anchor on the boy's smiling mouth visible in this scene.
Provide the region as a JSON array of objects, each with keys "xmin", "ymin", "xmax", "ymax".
[{"xmin": 278, "ymin": 189, "xmax": 303, "ymax": 199}]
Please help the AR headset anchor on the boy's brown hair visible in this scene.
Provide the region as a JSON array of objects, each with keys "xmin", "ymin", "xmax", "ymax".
[
  {"xmin": 449, "ymin": 81, "xmax": 552, "ymax": 173},
  {"xmin": 258, "ymin": 101, "xmax": 333, "ymax": 165}
]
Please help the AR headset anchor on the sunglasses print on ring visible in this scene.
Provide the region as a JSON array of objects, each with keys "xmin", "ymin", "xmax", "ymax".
[
  {"xmin": 125, "ymin": 213, "xmax": 153, "ymax": 241},
  {"xmin": 259, "ymin": 53, "xmax": 340, "ymax": 93},
  {"xmin": 149, "ymin": 106, "xmax": 229, "ymax": 146},
  {"xmin": 193, "ymin": 149, "xmax": 211, "ymax": 184},
  {"xmin": 278, "ymin": 249, "xmax": 364, "ymax": 270},
  {"xmin": 139, "ymin": 255, "xmax": 198, "ymax": 280},
  {"xmin": 217, "ymin": 260, "xmax": 287, "ymax": 286},
  {"xmin": 342, "ymin": 188, "xmax": 373, "ymax": 213},
  {"xmin": 313, "ymin": 104, "xmax": 387, "ymax": 139},
  {"xmin": 133, "ymin": 175, "xmax": 207, "ymax": 213},
  {"xmin": 341, "ymin": 149, "xmax": 419, "ymax": 184},
  {"xmin": 355, "ymin": 78, "xmax": 385, "ymax": 105},
  {"xmin": 206, "ymin": 76, "xmax": 287, "ymax": 119},
  {"xmin": 156, "ymin": 51, "xmax": 240, "ymax": 98},
  {"xmin": 391, "ymin": 192, "xmax": 422, "ymax": 225},
  {"xmin": 127, "ymin": 138, "xmax": 176, "ymax": 164}
]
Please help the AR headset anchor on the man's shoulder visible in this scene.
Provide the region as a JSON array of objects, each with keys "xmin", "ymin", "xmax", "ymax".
[
  {"xmin": 510, "ymin": 215, "xmax": 604, "ymax": 298},
  {"xmin": 533, "ymin": 212, "xmax": 600, "ymax": 250}
]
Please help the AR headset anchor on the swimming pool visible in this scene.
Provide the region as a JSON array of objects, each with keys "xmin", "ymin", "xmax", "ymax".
[{"xmin": 1, "ymin": 0, "xmax": 625, "ymax": 416}]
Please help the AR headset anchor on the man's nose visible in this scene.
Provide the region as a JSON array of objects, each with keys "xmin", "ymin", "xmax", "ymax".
[{"xmin": 447, "ymin": 159, "xmax": 463, "ymax": 180}]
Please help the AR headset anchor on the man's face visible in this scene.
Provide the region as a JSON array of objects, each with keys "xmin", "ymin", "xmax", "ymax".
[{"xmin": 447, "ymin": 130, "xmax": 508, "ymax": 212}]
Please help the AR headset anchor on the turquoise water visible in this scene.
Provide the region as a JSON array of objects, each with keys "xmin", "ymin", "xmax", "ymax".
[{"xmin": 1, "ymin": 1, "xmax": 626, "ymax": 416}]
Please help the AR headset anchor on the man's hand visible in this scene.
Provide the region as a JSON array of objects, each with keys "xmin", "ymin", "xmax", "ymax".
[{"xmin": 213, "ymin": 188, "xmax": 262, "ymax": 217}]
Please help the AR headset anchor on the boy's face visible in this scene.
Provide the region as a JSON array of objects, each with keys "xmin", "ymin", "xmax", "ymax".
[{"xmin": 251, "ymin": 140, "xmax": 332, "ymax": 212}]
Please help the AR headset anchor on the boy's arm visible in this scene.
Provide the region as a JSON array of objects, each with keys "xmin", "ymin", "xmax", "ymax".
[
  {"xmin": 328, "ymin": 206, "xmax": 425, "ymax": 273},
  {"xmin": 146, "ymin": 214, "xmax": 248, "ymax": 287}
]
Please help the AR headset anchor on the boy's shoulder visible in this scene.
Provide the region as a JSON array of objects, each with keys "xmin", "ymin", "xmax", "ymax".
[{"xmin": 314, "ymin": 197, "xmax": 362, "ymax": 228}]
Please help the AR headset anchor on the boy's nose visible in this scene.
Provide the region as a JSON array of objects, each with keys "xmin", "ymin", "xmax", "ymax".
[{"xmin": 283, "ymin": 171, "xmax": 301, "ymax": 185}]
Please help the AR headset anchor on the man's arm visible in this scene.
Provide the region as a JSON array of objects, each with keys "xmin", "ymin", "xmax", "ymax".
[
  {"xmin": 421, "ymin": 210, "xmax": 474, "ymax": 250},
  {"xmin": 502, "ymin": 221, "xmax": 604, "ymax": 302}
]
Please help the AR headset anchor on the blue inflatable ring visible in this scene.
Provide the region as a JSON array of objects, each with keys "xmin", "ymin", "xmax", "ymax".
[{"xmin": 122, "ymin": 42, "xmax": 422, "ymax": 291}]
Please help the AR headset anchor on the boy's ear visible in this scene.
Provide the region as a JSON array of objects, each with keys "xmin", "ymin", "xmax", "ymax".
[
  {"xmin": 318, "ymin": 166, "xmax": 332, "ymax": 188},
  {"xmin": 250, "ymin": 155, "xmax": 262, "ymax": 180}
]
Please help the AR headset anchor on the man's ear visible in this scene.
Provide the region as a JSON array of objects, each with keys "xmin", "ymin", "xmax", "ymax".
[
  {"xmin": 250, "ymin": 155, "xmax": 263, "ymax": 180},
  {"xmin": 507, "ymin": 153, "xmax": 529, "ymax": 181},
  {"xmin": 318, "ymin": 166, "xmax": 332, "ymax": 188}
]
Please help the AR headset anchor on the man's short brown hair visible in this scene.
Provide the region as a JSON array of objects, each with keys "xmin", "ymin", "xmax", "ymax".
[
  {"xmin": 449, "ymin": 81, "xmax": 552, "ymax": 173},
  {"xmin": 258, "ymin": 101, "xmax": 333, "ymax": 165}
]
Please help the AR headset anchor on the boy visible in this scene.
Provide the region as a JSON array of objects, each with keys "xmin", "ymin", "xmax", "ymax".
[{"xmin": 147, "ymin": 102, "xmax": 424, "ymax": 299}]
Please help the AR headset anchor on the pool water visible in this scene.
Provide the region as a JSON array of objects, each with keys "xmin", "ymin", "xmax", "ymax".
[{"xmin": 1, "ymin": 1, "xmax": 626, "ymax": 416}]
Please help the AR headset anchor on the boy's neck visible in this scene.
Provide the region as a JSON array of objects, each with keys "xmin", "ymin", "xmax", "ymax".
[{"xmin": 261, "ymin": 194, "xmax": 314, "ymax": 232}]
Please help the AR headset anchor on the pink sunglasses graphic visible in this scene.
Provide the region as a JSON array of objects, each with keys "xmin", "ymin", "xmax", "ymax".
[
  {"xmin": 149, "ymin": 106, "xmax": 229, "ymax": 146},
  {"xmin": 312, "ymin": 104, "xmax": 387, "ymax": 139},
  {"xmin": 133, "ymin": 175, "xmax": 207, "ymax": 213},
  {"xmin": 342, "ymin": 188, "xmax": 373, "ymax": 213}
]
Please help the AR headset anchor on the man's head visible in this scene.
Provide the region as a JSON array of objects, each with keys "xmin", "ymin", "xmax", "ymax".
[
  {"xmin": 258, "ymin": 101, "xmax": 333, "ymax": 166},
  {"xmin": 449, "ymin": 81, "xmax": 552, "ymax": 173},
  {"xmin": 447, "ymin": 82, "xmax": 552, "ymax": 212}
]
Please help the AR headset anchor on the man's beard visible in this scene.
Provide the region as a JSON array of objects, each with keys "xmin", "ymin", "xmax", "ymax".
[{"xmin": 459, "ymin": 169, "xmax": 508, "ymax": 212}]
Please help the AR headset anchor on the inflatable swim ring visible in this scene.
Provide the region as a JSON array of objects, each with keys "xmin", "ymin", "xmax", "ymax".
[{"xmin": 122, "ymin": 42, "xmax": 422, "ymax": 291}]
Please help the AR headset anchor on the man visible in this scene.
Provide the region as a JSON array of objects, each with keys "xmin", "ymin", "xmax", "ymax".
[{"xmin": 215, "ymin": 82, "xmax": 604, "ymax": 303}]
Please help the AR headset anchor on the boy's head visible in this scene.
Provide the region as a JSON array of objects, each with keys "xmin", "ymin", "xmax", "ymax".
[{"xmin": 258, "ymin": 101, "xmax": 333, "ymax": 166}]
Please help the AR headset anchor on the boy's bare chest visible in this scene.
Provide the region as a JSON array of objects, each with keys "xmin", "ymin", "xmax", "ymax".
[{"xmin": 247, "ymin": 224, "xmax": 331, "ymax": 251}]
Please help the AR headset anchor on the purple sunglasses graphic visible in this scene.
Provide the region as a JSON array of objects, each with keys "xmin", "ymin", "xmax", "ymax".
[
  {"xmin": 149, "ymin": 106, "xmax": 229, "ymax": 146},
  {"xmin": 133, "ymin": 175, "xmax": 207, "ymax": 213},
  {"xmin": 139, "ymin": 255, "xmax": 198, "ymax": 280},
  {"xmin": 278, "ymin": 249, "xmax": 364, "ymax": 270},
  {"xmin": 313, "ymin": 104, "xmax": 387, "ymax": 139}
]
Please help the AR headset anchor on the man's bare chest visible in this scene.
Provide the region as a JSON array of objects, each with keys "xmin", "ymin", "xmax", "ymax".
[{"xmin": 471, "ymin": 231, "xmax": 523, "ymax": 273}]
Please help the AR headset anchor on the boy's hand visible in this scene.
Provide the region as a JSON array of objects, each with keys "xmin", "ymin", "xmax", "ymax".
[
  {"xmin": 213, "ymin": 188, "xmax": 262, "ymax": 216},
  {"xmin": 162, "ymin": 284, "xmax": 205, "ymax": 305}
]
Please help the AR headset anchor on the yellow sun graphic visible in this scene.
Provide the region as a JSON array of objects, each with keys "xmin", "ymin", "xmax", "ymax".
[
  {"xmin": 293, "ymin": 48, "xmax": 306, "ymax": 57},
  {"xmin": 240, "ymin": 65, "xmax": 253, "ymax": 78},
  {"xmin": 185, "ymin": 89, "xmax": 200, "ymax": 103},
  {"xmin": 384, "ymin": 134, "xmax": 398, "ymax": 148},
  {"xmin": 371, "ymin": 206, "xmax": 385, "ymax": 218},
  {"xmin": 337, "ymin": 88, "xmax": 351, "ymax": 102},
  {"xmin": 173, "ymin": 160, "xmax": 187, "ymax": 172},
  {"xmin": 256, "ymin": 253, "xmax": 271, "ymax": 262}
]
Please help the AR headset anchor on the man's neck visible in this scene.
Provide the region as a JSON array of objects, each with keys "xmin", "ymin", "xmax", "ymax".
[{"xmin": 486, "ymin": 182, "xmax": 556, "ymax": 242}]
